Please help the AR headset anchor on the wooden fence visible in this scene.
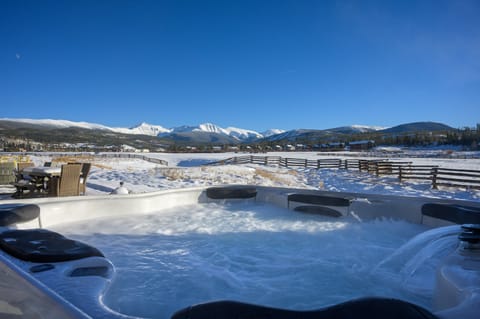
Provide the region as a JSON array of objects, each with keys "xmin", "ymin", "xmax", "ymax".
[
  {"xmin": 3, "ymin": 152, "xmax": 169, "ymax": 166},
  {"xmin": 218, "ymin": 156, "xmax": 343, "ymax": 169},
  {"xmin": 432, "ymin": 168, "xmax": 480, "ymax": 190},
  {"xmin": 210, "ymin": 155, "xmax": 480, "ymax": 191},
  {"xmin": 398, "ymin": 165, "xmax": 438, "ymax": 182},
  {"xmin": 93, "ymin": 153, "xmax": 169, "ymax": 166}
]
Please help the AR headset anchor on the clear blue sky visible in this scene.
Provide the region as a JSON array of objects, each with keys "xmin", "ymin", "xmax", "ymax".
[{"xmin": 1, "ymin": 0, "xmax": 479, "ymax": 132}]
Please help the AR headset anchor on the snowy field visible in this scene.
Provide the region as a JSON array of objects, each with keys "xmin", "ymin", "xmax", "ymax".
[{"xmin": 2, "ymin": 150, "xmax": 479, "ymax": 201}]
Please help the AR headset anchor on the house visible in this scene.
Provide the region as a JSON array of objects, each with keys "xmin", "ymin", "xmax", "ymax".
[
  {"xmin": 327, "ymin": 142, "xmax": 346, "ymax": 151},
  {"xmin": 349, "ymin": 140, "xmax": 375, "ymax": 151}
]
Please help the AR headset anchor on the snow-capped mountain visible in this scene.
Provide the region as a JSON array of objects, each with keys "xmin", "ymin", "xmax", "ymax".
[
  {"xmin": 157, "ymin": 123, "xmax": 263, "ymax": 141},
  {"xmin": 324, "ymin": 125, "xmax": 386, "ymax": 134},
  {"xmin": 261, "ymin": 129, "xmax": 286, "ymax": 137},
  {"xmin": 0, "ymin": 118, "xmax": 451, "ymax": 145},
  {"xmin": 3, "ymin": 118, "xmax": 113, "ymax": 131},
  {"xmin": 350, "ymin": 124, "xmax": 387, "ymax": 132},
  {"xmin": 167, "ymin": 123, "xmax": 229, "ymax": 135},
  {"xmin": 113, "ymin": 122, "xmax": 171, "ymax": 136},
  {"xmin": 225, "ymin": 127, "xmax": 263, "ymax": 141},
  {"xmin": 0, "ymin": 118, "xmax": 269, "ymax": 142}
]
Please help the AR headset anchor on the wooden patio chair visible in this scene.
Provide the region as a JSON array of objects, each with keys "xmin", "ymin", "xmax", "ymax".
[
  {"xmin": 48, "ymin": 163, "xmax": 82, "ymax": 197},
  {"xmin": 79, "ymin": 163, "xmax": 91, "ymax": 195}
]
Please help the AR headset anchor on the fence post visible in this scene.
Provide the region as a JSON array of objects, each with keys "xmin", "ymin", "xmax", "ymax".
[
  {"xmin": 264, "ymin": 156, "xmax": 268, "ymax": 165},
  {"xmin": 432, "ymin": 167, "xmax": 438, "ymax": 189},
  {"xmin": 317, "ymin": 159, "xmax": 320, "ymax": 169},
  {"xmin": 285, "ymin": 158, "xmax": 288, "ymax": 168},
  {"xmin": 305, "ymin": 159, "xmax": 308, "ymax": 168},
  {"xmin": 399, "ymin": 166, "xmax": 403, "ymax": 182}
]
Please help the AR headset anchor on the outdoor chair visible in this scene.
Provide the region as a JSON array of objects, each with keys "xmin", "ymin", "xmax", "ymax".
[
  {"xmin": 11, "ymin": 162, "xmax": 37, "ymax": 198},
  {"xmin": 0, "ymin": 162, "xmax": 16, "ymax": 185},
  {"xmin": 79, "ymin": 163, "xmax": 91, "ymax": 195},
  {"xmin": 15, "ymin": 162, "xmax": 35, "ymax": 182},
  {"xmin": 48, "ymin": 163, "xmax": 82, "ymax": 197}
]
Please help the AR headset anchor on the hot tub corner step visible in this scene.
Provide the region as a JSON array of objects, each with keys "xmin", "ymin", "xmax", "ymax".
[{"xmin": 0, "ymin": 229, "xmax": 104, "ymax": 263}]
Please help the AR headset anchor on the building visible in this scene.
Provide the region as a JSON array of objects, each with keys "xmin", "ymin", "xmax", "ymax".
[{"xmin": 348, "ymin": 140, "xmax": 375, "ymax": 151}]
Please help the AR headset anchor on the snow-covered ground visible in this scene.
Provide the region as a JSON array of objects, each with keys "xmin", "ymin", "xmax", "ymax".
[{"xmin": 2, "ymin": 151, "xmax": 479, "ymax": 201}]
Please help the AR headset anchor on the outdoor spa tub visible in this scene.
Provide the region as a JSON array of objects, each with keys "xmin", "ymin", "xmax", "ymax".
[{"xmin": 0, "ymin": 185, "xmax": 479, "ymax": 319}]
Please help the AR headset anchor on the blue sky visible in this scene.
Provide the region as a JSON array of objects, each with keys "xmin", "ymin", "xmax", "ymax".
[{"xmin": 1, "ymin": 0, "xmax": 479, "ymax": 132}]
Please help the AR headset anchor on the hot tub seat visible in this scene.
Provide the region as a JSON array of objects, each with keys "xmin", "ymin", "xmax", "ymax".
[
  {"xmin": 294, "ymin": 205, "xmax": 342, "ymax": 217},
  {"xmin": 0, "ymin": 229, "xmax": 104, "ymax": 263},
  {"xmin": 422, "ymin": 203, "xmax": 480, "ymax": 224},
  {"xmin": 206, "ymin": 186, "xmax": 257, "ymax": 199},
  {"xmin": 288, "ymin": 194, "xmax": 353, "ymax": 207},
  {"xmin": 0, "ymin": 204, "xmax": 40, "ymax": 226},
  {"xmin": 171, "ymin": 297, "xmax": 439, "ymax": 319}
]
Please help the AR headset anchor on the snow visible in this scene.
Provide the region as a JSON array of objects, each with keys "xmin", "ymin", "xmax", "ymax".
[
  {"xmin": 0, "ymin": 118, "xmax": 113, "ymax": 130},
  {"xmin": 2, "ymin": 151, "xmax": 478, "ymax": 201},
  {"xmin": 113, "ymin": 122, "xmax": 171, "ymax": 135},
  {"xmin": 261, "ymin": 128, "xmax": 286, "ymax": 137},
  {"xmin": 351, "ymin": 124, "xmax": 388, "ymax": 131},
  {"xmin": 166, "ymin": 123, "xmax": 263, "ymax": 140},
  {"xmin": 196, "ymin": 123, "xmax": 229, "ymax": 134},
  {"xmin": 225, "ymin": 126, "xmax": 263, "ymax": 140}
]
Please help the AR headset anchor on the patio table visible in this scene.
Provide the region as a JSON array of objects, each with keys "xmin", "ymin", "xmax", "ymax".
[
  {"xmin": 21, "ymin": 167, "xmax": 61, "ymax": 177},
  {"xmin": 20, "ymin": 167, "xmax": 62, "ymax": 195}
]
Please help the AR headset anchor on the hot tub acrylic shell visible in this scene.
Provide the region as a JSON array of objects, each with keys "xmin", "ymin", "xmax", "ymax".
[{"xmin": 0, "ymin": 185, "xmax": 479, "ymax": 319}]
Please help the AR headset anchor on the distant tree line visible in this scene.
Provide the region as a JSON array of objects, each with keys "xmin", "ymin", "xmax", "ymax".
[{"xmin": 252, "ymin": 125, "xmax": 480, "ymax": 151}]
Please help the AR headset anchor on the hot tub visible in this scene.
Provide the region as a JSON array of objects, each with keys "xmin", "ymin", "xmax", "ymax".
[{"xmin": 0, "ymin": 186, "xmax": 479, "ymax": 319}]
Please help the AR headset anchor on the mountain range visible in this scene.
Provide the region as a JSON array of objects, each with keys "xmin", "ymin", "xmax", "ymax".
[
  {"xmin": 0, "ymin": 118, "xmax": 274, "ymax": 142},
  {"xmin": 0, "ymin": 118, "xmax": 454, "ymax": 147}
]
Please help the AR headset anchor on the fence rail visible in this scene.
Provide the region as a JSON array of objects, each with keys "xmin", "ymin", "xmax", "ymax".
[
  {"xmin": 93, "ymin": 153, "xmax": 169, "ymax": 166},
  {"xmin": 432, "ymin": 168, "xmax": 480, "ymax": 190},
  {"xmin": 399, "ymin": 165, "xmax": 438, "ymax": 182},
  {"xmin": 209, "ymin": 155, "xmax": 480, "ymax": 191},
  {"xmin": 220, "ymin": 156, "xmax": 344, "ymax": 169},
  {"xmin": 4, "ymin": 152, "xmax": 170, "ymax": 166}
]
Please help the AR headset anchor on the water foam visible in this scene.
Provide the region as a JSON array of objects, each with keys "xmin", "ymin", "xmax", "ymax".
[{"xmin": 53, "ymin": 202, "xmax": 433, "ymax": 319}]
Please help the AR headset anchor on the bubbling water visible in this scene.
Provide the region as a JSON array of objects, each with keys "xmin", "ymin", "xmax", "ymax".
[{"xmin": 52, "ymin": 202, "xmax": 448, "ymax": 319}]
